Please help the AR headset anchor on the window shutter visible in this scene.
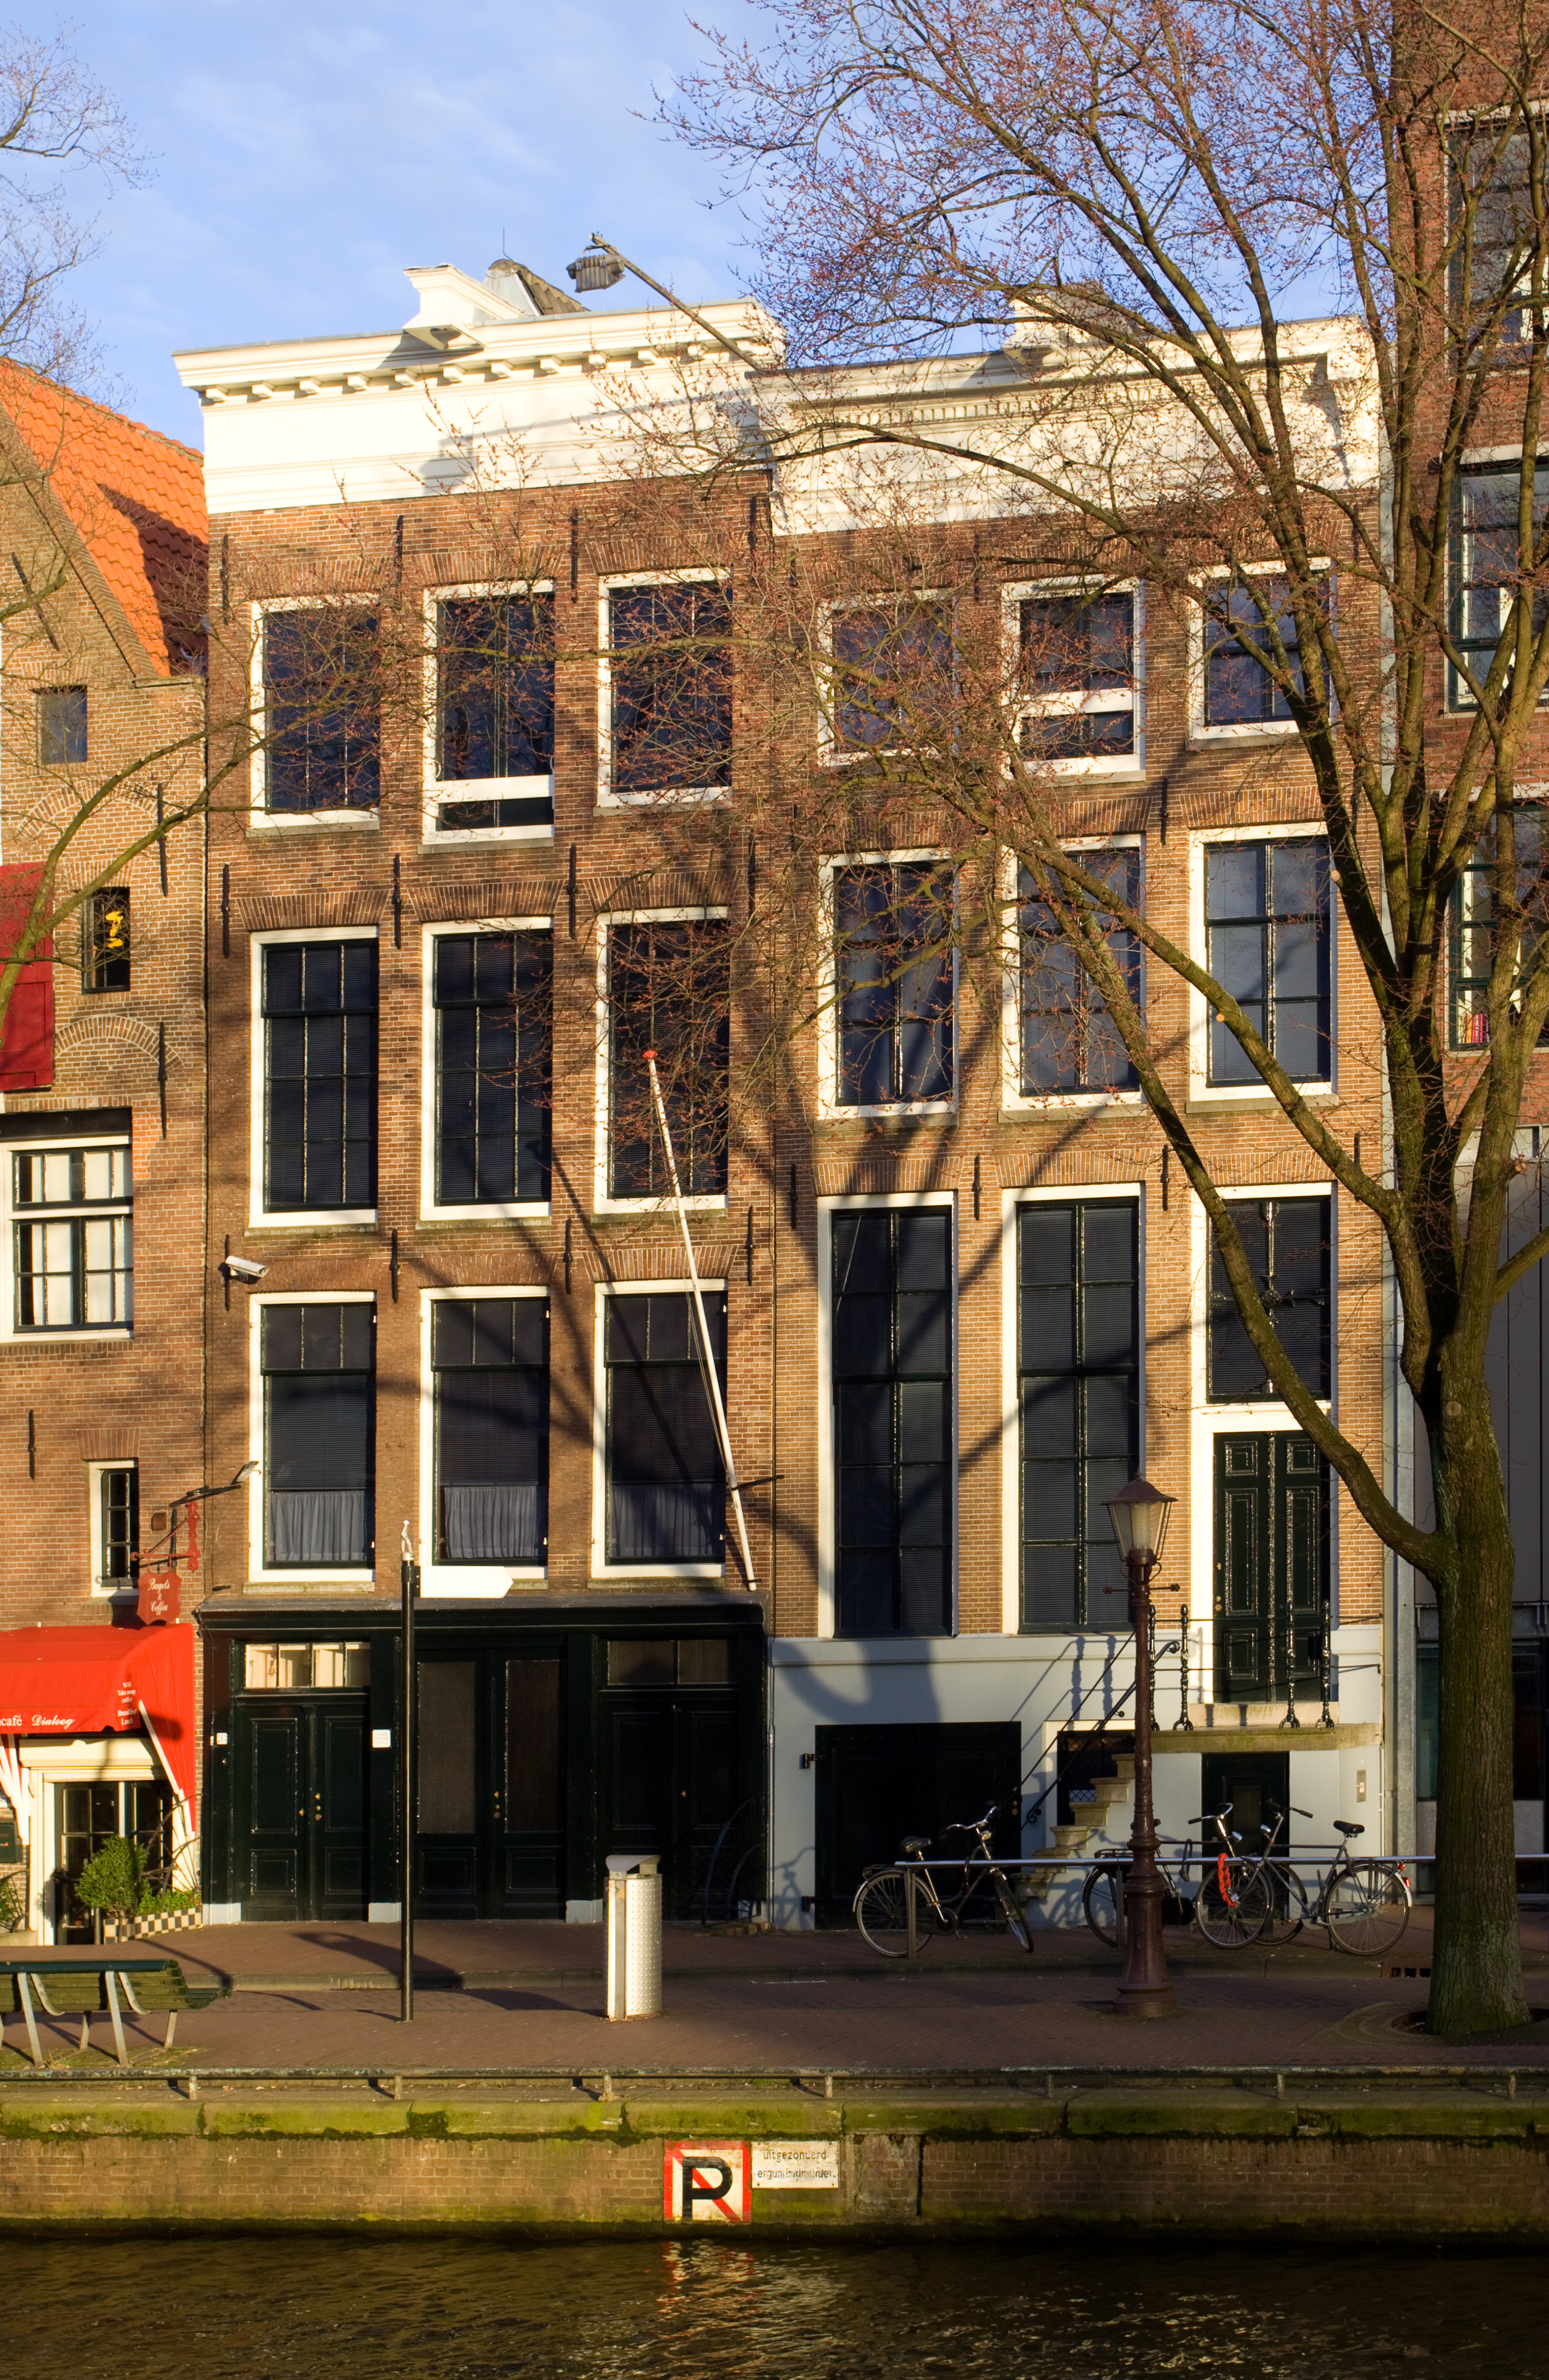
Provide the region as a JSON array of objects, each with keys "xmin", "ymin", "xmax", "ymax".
[{"xmin": 0, "ymin": 863, "xmax": 53, "ymax": 1089}]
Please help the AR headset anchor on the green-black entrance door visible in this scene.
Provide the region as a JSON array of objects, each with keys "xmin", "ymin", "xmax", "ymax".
[
  {"xmin": 415, "ymin": 1652, "xmax": 564, "ymax": 1919},
  {"xmin": 1214, "ymin": 1432, "xmax": 1328, "ymax": 1704},
  {"xmin": 239, "ymin": 1700, "xmax": 368, "ymax": 1920}
]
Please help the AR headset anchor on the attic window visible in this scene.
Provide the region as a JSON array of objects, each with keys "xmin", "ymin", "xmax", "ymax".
[{"xmin": 37, "ymin": 687, "xmax": 86, "ymax": 766}]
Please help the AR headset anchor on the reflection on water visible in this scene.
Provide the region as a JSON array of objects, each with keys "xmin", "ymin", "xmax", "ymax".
[{"xmin": 4, "ymin": 2235, "xmax": 1535, "ymax": 2377}]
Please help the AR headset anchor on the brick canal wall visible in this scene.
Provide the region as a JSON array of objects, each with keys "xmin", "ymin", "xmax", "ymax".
[{"xmin": 4, "ymin": 2088, "xmax": 1549, "ymax": 2236}]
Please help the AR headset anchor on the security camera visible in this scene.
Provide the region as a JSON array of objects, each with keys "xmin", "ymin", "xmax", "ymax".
[{"xmin": 221, "ymin": 1254, "xmax": 267, "ymax": 1285}]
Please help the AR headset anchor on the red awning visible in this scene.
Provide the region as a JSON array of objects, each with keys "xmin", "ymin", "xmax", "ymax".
[{"xmin": 0, "ymin": 1624, "xmax": 196, "ymax": 1815}]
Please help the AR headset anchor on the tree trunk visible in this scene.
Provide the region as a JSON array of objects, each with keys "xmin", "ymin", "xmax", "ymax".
[{"xmin": 1429, "ymin": 1429, "xmax": 1529, "ymax": 2037}]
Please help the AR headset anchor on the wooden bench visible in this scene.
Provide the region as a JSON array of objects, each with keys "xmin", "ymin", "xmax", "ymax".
[{"xmin": 0, "ymin": 1954, "xmax": 184, "ymax": 2067}]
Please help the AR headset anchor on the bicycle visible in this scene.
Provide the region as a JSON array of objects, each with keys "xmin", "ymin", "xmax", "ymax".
[
  {"xmin": 853, "ymin": 1803, "xmax": 1034, "ymax": 1957},
  {"xmin": 1082, "ymin": 1805, "xmax": 1272, "ymax": 1950},
  {"xmin": 1226, "ymin": 1803, "xmax": 1411, "ymax": 1955}
]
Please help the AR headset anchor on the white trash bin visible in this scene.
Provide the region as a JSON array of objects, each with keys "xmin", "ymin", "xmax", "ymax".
[{"xmin": 605, "ymin": 1852, "xmax": 662, "ymax": 2020}]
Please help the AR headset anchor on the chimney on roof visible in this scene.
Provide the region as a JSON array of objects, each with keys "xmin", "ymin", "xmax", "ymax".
[{"xmin": 484, "ymin": 257, "xmax": 589, "ymax": 318}]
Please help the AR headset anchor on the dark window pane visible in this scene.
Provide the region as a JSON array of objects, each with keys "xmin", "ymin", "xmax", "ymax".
[
  {"xmin": 37, "ymin": 685, "xmax": 88, "ymax": 765},
  {"xmin": 610, "ymin": 581, "xmax": 731, "ymax": 795},
  {"xmin": 435, "ymin": 930, "xmax": 551, "ymax": 1204},
  {"xmin": 605, "ymin": 1292, "xmax": 725, "ymax": 1564},
  {"xmin": 1207, "ymin": 842, "xmax": 1329, "ymax": 1085},
  {"xmin": 437, "ymin": 593, "xmax": 555, "ymax": 783},
  {"xmin": 263, "ymin": 940, "xmax": 377, "ymax": 1211},
  {"xmin": 1018, "ymin": 1201, "xmax": 1139, "ymax": 1630},
  {"xmin": 833, "ymin": 1207, "xmax": 953, "ymax": 1637},
  {"xmin": 1207, "ymin": 1198, "xmax": 1330, "ymax": 1402},
  {"xmin": 265, "ymin": 610, "xmax": 380, "ymax": 811},
  {"xmin": 85, "ymin": 889, "xmax": 131, "ymax": 991},
  {"xmin": 608, "ymin": 922, "xmax": 728, "ymax": 1196},
  {"xmin": 833, "ymin": 602, "xmax": 952, "ymax": 751},
  {"xmin": 837, "ymin": 860, "xmax": 956, "ymax": 1106}
]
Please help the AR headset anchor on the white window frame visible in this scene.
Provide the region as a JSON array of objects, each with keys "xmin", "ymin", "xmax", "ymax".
[
  {"xmin": 816, "ymin": 1190, "xmax": 958, "ymax": 1642},
  {"xmin": 999, "ymin": 837, "xmax": 1146, "ymax": 1114},
  {"xmin": 817, "ymin": 850, "xmax": 958, "ymax": 1120},
  {"xmin": 1186, "ymin": 1182, "xmax": 1337, "ymax": 1709},
  {"xmin": 420, "ymin": 579, "xmax": 556, "ymax": 845},
  {"xmin": 1001, "ymin": 578, "xmax": 1145, "ymax": 781},
  {"xmin": 248, "ymin": 596, "xmax": 382, "ymax": 832},
  {"xmin": 0, "ymin": 1128, "xmax": 134, "ymax": 1344},
  {"xmin": 591, "ymin": 1276, "xmax": 729, "ymax": 1581},
  {"xmin": 597, "ymin": 568, "xmax": 732, "ymax": 808},
  {"xmin": 249, "ymin": 925, "xmax": 379, "ymax": 1230},
  {"xmin": 419, "ymin": 917, "xmax": 553, "ymax": 1222},
  {"xmin": 1186, "ymin": 825, "xmax": 1336, "ymax": 1107},
  {"xmin": 594, "ymin": 905, "xmax": 730, "ymax": 1214},
  {"xmin": 87, "ymin": 1458, "xmax": 137, "ymax": 1599},
  {"xmin": 246, "ymin": 1289, "xmax": 377, "ymax": 1588},
  {"xmin": 1188, "ymin": 560, "xmax": 1333, "ymax": 746},
  {"xmin": 819, "ymin": 590, "xmax": 955, "ymax": 766},
  {"xmin": 999, "ymin": 1181, "xmax": 1148, "ymax": 1638},
  {"xmin": 418, "ymin": 1284, "xmax": 549, "ymax": 1598}
]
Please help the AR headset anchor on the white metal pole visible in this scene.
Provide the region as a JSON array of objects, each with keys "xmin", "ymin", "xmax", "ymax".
[{"xmin": 643, "ymin": 1047, "xmax": 758, "ymax": 1590}]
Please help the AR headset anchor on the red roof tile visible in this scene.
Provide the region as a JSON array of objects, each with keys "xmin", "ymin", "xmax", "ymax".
[{"xmin": 0, "ymin": 365, "xmax": 207, "ymax": 678}]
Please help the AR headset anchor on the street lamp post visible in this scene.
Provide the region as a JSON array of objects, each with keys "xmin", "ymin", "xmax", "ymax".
[{"xmin": 1104, "ymin": 1474, "xmax": 1178, "ymax": 2020}]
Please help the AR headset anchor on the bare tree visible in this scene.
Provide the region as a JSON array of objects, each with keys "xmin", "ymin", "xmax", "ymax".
[{"xmin": 628, "ymin": 0, "xmax": 1549, "ymax": 2032}]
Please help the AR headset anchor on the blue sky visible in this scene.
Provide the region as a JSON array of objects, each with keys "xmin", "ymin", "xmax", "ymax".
[{"xmin": 62, "ymin": 0, "xmax": 753, "ymax": 447}]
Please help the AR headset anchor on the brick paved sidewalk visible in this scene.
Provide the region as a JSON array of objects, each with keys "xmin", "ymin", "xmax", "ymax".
[{"xmin": 7, "ymin": 1908, "xmax": 1549, "ymax": 2075}]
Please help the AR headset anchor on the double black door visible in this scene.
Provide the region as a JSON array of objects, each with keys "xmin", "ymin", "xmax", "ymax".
[
  {"xmin": 600, "ymin": 1692, "xmax": 742, "ymax": 1919},
  {"xmin": 813, "ymin": 1720, "xmax": 1022, "ymax": 1927},
  {"xmin": 415, "ymin": 1650, "xmax": 564, "ymax": 1919},
  {"xmin": 1214, "ymin": 1432, "xmax": 1328, "ymax": 1703},
  {"xmin": 238, "ymin": 1700, "xmax": 368, "ymax": 1920}
]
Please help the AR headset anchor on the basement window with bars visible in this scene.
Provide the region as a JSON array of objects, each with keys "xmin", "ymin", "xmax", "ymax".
[
  {"xmin": 432, "ymin": 1297, "xmax": 548, "ymax": 1566},
  {"xmin": 262, "ymin": 939, "xmax": 377, "ymax": 1212},
  {"xmin": 832, "ymin": 1206, "xmax": 953, "ymax": 1637},
  {"xmin": 1018, "ymin": 1200, "xmax": 1138, "ymax": 1630},
  {"xmin": 12, "ymin": 1143, "xmax": 131, "ymax": 1331},
  {"xmin": 604, "ymin": 1291, "xmax": 726, "ymax": 1567},
  {"xmin": 434, "ymin": 929, "xmax": 551, "ymax": 1205},
  {"xmin": 834, "ymin": 860, "xmax": 955, "ymax": 1108},
  {"xmin": 434, "ymin": 591, "xmax": 555, "ymax": 831},
  {"xmin": 261, "ymin": 1302, "xmax": 374, "ymax": 1569},
  {"xmin": 1207, "ymin": 1197, "xmax": 1331, "ymax": 1403}
]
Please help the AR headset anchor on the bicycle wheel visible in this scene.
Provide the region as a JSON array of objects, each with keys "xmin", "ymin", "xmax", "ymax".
[
  {"xmin": 1325, "ymin": 1861, "xmax": 1411, "ymax": 1956},
  {"xmin": 991, "ymin": 1873, "xmax": 1034, "ymax": 1952},
  {"xmin": 1258, "ymin": 1860, "xmax": 1308, "ymax": 1946},
  {"xmin": 1082, "ymin": 1863, "xmax": 1127, "ymax": 1949},
  {"xmin": 1193, "ymin": 1864, "xmax": 1273, "ymax": 1948},
  {"xmin": 854, "ymin": 1869, "xmax": 938, "ymax": 1957}
]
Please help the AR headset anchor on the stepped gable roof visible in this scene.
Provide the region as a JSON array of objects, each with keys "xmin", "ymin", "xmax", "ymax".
[{"xmin": 0, "ymin": 363, "xmax": 207, "ymax": 678}]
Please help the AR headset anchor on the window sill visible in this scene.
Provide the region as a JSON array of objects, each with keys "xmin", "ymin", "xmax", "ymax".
[
  {"xmin": 817, "ymin": 1102, "xmax": 956, "ymax": 1124},
  {"xmin": 421, "ymin": 1568, "xmax": 547, "ymax": 1599},
  {"xmin": 594, "ymin": 1563, "xmax": 727, "ymax": 1582},
  {"xmin": 248, "ymin": 1209, "xmax": 379, "ymax": 1231},
  {"xmin": 596, "ymin": 787, "xmax": 731, "ymax": 811},
  {"xmin": 1184, "ymin": 1086, "xmax": 1335, "ymax": 1116},
  {"xmin": 248, "ymin": 809, "xmax": 381, "ymax": 834},
  {"xmin": 240, "ymin": 1579, "xmax": 377, "ymax": 1595},
  {"xmin": 1186, "ymin": 723, "xmax": 1301, "ymax": 750},
  {"xmin": 418, "ymin": 828, "xmax": 555, "ymax": 854},
  {"xmin": 592, "ymin": 1195, "xmax": 728, "ymax": 1218},
  {"xmin": 1001, "ymin": 1089, "xmax": 1143, "ymax": 1115},
  {"xmin": 1021, "ymin": 756, "xmax": 1145, "ymax": 782},
  {"xmin": 419, "ymin": 1202, "xmax": 551, "ymax": 1226},
  {"xmin": 0, "ymin": 1327, "xmax": 132, "ymax": 1346}
]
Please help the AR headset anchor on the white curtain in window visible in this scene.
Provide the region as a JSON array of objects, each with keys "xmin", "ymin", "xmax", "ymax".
[
  {"xmin": 268, "ymin": 1489, "xmax": 369, "ymax": 1565},
  {"xmin": 610, "ymin": 1483, "xmax": 719, "ymax": 1562},
  {"xmin": 440, "ymin": 1482, "xmax": 542, "ymax": 1561}
]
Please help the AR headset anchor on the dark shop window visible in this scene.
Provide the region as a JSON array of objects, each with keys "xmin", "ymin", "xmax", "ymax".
[
  {"xmin": 84, "ymin": 888, "xmax": 130, "ymax": 992},
  {"xmin": 262, "ymin": 939, "xmax": 377, "ymax": 1211},
  {"xmin": 435, "ymin": 591, "xmax": 554, "ymax": 830},
  {"xmin": 262, "ymin": 1301, "xmax": 374, "ymax": 1568},
  {"xmin": 37, "ymin": 686, "xmax": 87, "ymax": 765},
  {"xmin": 1203, "ymin": 577, "xmax": 1313, "ymax": 726},
  {"xmin": 1018, "ymin": 590, "xmax": 1136, "ymax": 759},
  {"xmin": 831, "ymin": 601, "xmax": 953, "ymax": 753},
  {"xmin": 605, "ymin": 1291, "xmax": 726, "ymax": 1566},
  {"xmin": 1019, "ymin": 848, "xmax": 1140, "ymax": 1094},
  {"xmin": 608, "ymin": 580, "xmax": 732, "ymax": 797},
  {"xmin": 1207, "ymin": 1198, "xmax": 1331, "ymax": 1402},
  {"xmin": 263, "ymin": 607, "xmax": 380, "ymax": 811},
  {"xmin": 835, "ymin": 860, "xmax": 954, "ymax": 1107},
  {"xmin": 833, "ymin": 1207, "xmax": 953, "ymax": 1636},
  {"xmin": 97, "ymin": 1463, "xmax": 138, "ymax": 1590},
  {"xmin": 1019, "ymin": 1201, "xmax": 1139, "ymax": 1630},
  {"xmin": 608, "ymin": 920, "xmax": 729, "ymax": 1198},
  {"xmin": 432, "ymin": 1298, "xmax": 548, "ymax": 1565},
  {"xmin": 434, "ymin": 930, "xmax": 551, "ymax": 1205},
  {"xmin": 1205, "ymin": 840, "xmax": 1330, "ymax": 1084}
]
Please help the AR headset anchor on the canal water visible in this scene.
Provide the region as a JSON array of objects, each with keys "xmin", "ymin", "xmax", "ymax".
[{"xmin": 3, "ymin": 2236, "xmax": 1538, "ymax": 2376}]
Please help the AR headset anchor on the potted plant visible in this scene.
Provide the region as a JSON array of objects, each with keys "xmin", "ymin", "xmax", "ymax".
[{"xmin": 73, "ymin": 1835, "xmax": 148, "ymax": 1941}]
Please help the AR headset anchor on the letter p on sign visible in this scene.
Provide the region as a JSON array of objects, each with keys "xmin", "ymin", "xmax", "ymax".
[{"xmin": 663, "ymin": 2139, "xmax": 750, "ymax": 2223}]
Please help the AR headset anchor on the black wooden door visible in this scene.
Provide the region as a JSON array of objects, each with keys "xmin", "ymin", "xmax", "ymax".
[
  {"xmin": 416, "ymin": 1653, "xmax": 567, "ymax": 1919},
  {"xmin": 238, "ymin": 1699, "xmax": 368, "ymax": 1920},
  {"xmin": 813, "ymin": 1721, "xmax": 1022, "ymax": 1926},
  {"xmin": 600, "ymin": 1690, "xmax": 742, "ymax": 1917},
  {"xmin": 1213, "ymin": 1433, "xmax": 1328, "ymax": 1703}
]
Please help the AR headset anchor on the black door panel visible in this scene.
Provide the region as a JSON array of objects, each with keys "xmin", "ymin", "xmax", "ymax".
[
  {"xmin": 813, "ymin": 1720, "xmax": 1021, "ymax": 1926},
  {"xmin": 235, "ymin": 1700, "xmax": 367, "ymax": 1921},
  {"xmin": 1213, "ymin": 1433, "xmax": 1328, "ymax": 1703},
  {"xmin": 415, "ymin": 1649, "xmax": 567, "ymax": 1919}
]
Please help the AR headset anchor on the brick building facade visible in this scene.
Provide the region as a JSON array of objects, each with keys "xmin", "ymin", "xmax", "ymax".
[
  {"xmin": 169, "ymin": 257, "xmax": 1393, "ymax": 1931},
  {"xmin": 0, "ymin": 372, "xmax": 207, "ymax": 1937}
]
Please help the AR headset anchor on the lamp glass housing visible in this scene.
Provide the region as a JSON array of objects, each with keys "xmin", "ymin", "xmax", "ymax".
[{"xmin": 1105, "ymin": 1475, "xmax": 1175, "ymax": 1563}]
